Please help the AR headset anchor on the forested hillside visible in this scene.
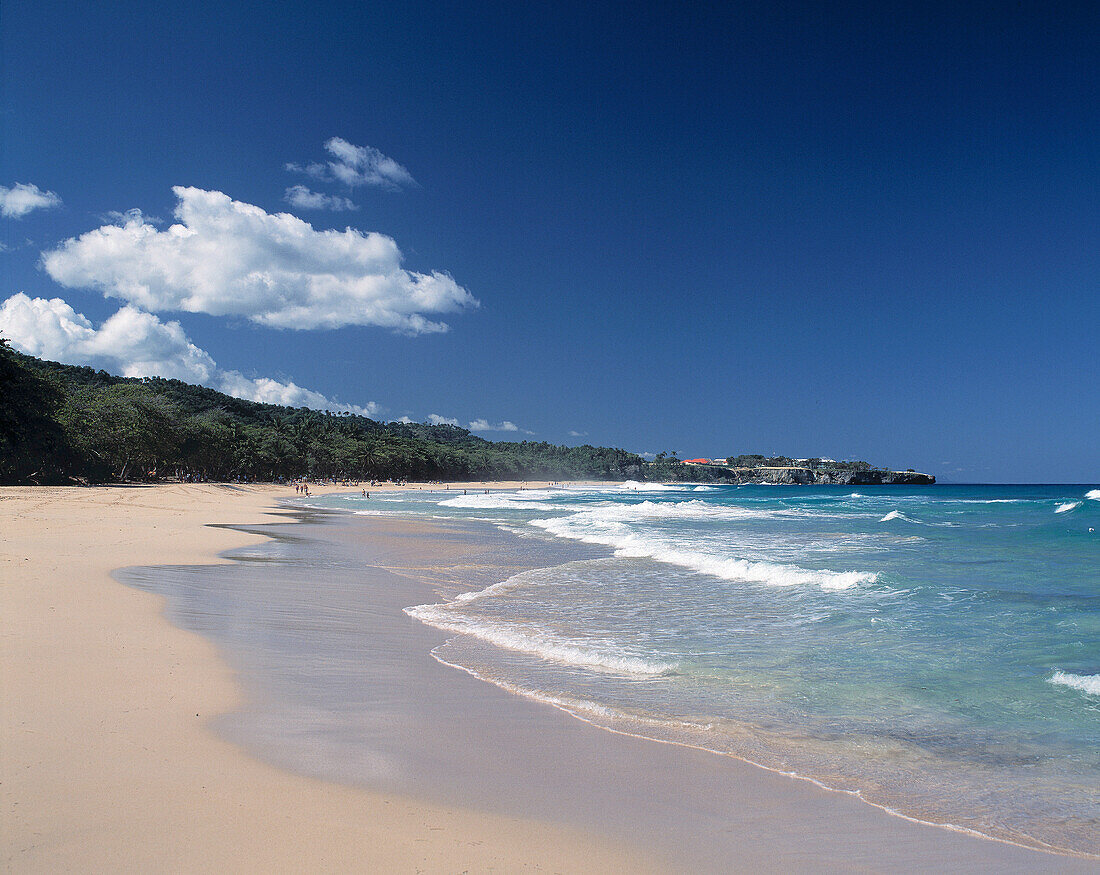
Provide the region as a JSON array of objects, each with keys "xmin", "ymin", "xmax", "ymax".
[{"xmin": 0, "ymin": 343, "xmax": 644, "ymax": 485}]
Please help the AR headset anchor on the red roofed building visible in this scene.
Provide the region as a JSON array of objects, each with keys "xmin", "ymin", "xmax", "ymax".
[{"xmin": 682, "ymin": 458, "xmax": 711, "ymax": 465}]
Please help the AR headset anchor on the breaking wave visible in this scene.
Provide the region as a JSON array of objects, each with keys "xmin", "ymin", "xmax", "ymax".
[
  {"xmin": 530, "ymin": 508, "xmax": 876, "ymax": 591},
  {"xmin": 1055, "ymin": 502, "xmax": 1082, "ymax": 514},
  {"xmin": 438, "ymin": 493, "xmax": 558, "ymax": 511},
  {"xmin": 617, "ymin": 480, "xmax": 691, "ymax": 492},
  {"xmin": 1048, "ymin": 671, "xmax": 1100, "ymax": 697},
  {"xmin": 404, "ymin": 602, "xmax": 675, "ymax": 676}
]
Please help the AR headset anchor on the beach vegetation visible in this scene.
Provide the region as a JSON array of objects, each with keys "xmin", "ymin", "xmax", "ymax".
[{"xmin": 0, "ymin": 348, "xmax": 646, "ymax": 484}]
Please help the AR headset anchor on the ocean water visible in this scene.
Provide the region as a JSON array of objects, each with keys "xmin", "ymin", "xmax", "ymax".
[{"xmin": 310, "ymin": 483, "xmax": 1100, "ymax": 857}]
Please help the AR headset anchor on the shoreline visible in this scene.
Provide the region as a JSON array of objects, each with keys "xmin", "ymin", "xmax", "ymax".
[
  {"xmin": 308, "ymin": 498, "xmax": 1097, "ymax": 865},
  {"xmin": 3, "ymin": 483, "xmax": 1092, "ymax": 871},
  {"xmin": 1, "ymin": 483, "xmax": 657, "ymax": 873}
]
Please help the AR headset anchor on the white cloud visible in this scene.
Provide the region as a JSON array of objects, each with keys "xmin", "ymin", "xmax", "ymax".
[
  {"xmin": 101, "ymin": 208, "xmax": 162, "ymax": 226},
  {"xmin": 0, "ymin": 182, "xmax": 62, "ymax": 218},
  {"xmin": 396, "ymin": 415, "xmax": 526, "ymax": 433},
  {"xmin": 287, "ymin": 138, "xmax": 416, "ymax": 190},
  {"xmin": 0, "ymin": 293, "xmax": 378, "ymax": 416},
  {"xmin": 41, "ymin": 186, "xmax": 477, "ymax": 332},
  {"xmin": 469, "ymin": 419, "xmax": 520, "ymax": 432},
  {"xmin": 568, "ymin": 430, "xmax": 588, "ymax": 437},
  {"xmin": 284, "ymin": 184, "xmax": 358, "ymax": 212}
]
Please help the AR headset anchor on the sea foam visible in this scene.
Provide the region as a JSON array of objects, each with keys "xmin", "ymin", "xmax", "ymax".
[
  {"xmin": 617, "ymin": 480, "xmax": 689, "ymax": 492},
  {"xmin": 1055, "ymin": 501, "xmax": 1082, "ymax": 514},
  {"xmin": 404, "ymin": 602, "xmax": 675, "ymax": 675},
  {"xmin": 530, "ymin": 507, "xmax": 876, "ymax": 590},
  {"xmin": 1085, "ymin": 489, "xmax": 1100, "ymax": 501},
  {"xmin": 438, "ymin": 493, "xmax": 557, "ymax": 511},
  {"xmin": 1048, "ymin": 671, "xmax": 1100, "ymax": 697}
]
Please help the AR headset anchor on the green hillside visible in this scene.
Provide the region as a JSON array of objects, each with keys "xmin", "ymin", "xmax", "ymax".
[{"xmin": 0, "ymin": 342, "xmax": 644, "ymax": 485}]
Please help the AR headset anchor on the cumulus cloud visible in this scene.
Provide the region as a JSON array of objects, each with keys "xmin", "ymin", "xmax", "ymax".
[
  {"xmin": 0, "ymin": 293, "xmax": 378, "ymax": 416},
  {"xmin": 284, "ymin": 184, "xmax": 358, "ymax": 212},
  {"xmin": 0, "ymin": 182, "xmax": 62, "ymax": 218},
  {"xmin": 427, "ymin": 413, "xmax": 460, "ymax": 426},
  {"xmin": 287, "ymin": 137, "xmax": 416, "ymax": 190},
  {"xmin": 568, "ymin": 430, "xmax": 588, "ymax": 437},
  {"xmin": 41, "ymin": 186, "xmax": 476, "ymax": 332},
  {"xmin": 469, "ymin": 419, "xmax": 520, "ymax": 432}
]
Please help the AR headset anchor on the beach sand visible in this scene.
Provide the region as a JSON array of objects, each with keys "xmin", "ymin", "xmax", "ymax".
[
  {"xmin": 2, "ymin": 483, "xmax": 1089, "ymax": 872},
  {"xmin": 1, "ymin": 483, "xmax": 654, "ymax": 873}
]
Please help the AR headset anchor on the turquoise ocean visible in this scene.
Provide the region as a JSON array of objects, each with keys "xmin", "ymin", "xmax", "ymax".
[{"xmin": 311, "ymin": 483, "xmax": 1100, "ymax": 856}]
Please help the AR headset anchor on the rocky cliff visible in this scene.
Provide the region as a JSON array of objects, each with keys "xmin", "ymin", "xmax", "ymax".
[{"xmin": 716, "ymin": 466, "xmax": 935, "ymax": 485}]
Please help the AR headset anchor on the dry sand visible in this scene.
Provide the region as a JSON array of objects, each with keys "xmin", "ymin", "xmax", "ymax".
[{"xmin": 1, "ymin": 482, "xmax": 654, "ymax": 873}]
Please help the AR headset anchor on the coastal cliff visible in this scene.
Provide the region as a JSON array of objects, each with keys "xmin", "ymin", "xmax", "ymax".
[
  {"xmin": 645, "ymin": 459, "xmax": 935, "ymax": 486},
  {"xmin": 744, "ymin": 466, "xmax": 936, "ymax": 485}
]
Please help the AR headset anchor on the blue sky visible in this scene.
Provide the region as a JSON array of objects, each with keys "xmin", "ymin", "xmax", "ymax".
[{"xmin": 2, "ymin": 1, "xmax": 1097, "ymax": 482}]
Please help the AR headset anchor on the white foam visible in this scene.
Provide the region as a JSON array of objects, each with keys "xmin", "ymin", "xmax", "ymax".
[
  {"xmin": 448, "ymin": 573, "xmax": 532, "ymax": 606},
  {"xmin": 583, "ymin": 499, "xmax": 777, "ymax": 523},
  {"xmin": 1085, "ymin": 489, "xmax": 1100, "ymax": 501},
  {"xmin": 530, "ymin": 510, "xmax": 876, "ymax": 591},
  {"xmin": 1055, "ymin": 501, "xmax": 1082, "ymax": 514},
  {"xmin": 617, "ymin": 480, "xmax": 690, "ymax": 492},
  {"xmin": 437, "ymin": 493, "xmax": 557, "ymax": 511},
  {"xmin": 405, "ymin": 603, "xmax": 675, "ymax": 675},
  {"xmin": 953, "ymin": 499, "xmax": 1027, "ymax": 504},
  {"xmin": 1048, "ymin": 671, "xmax": 1100, "ymax": 697},
  {"xmin": 877, "ymin": 509, "xmax": 961, "ymax": 527},
  {"xmin": 693, "ymin": 485, "xmax": 719, "ymax": 492}
]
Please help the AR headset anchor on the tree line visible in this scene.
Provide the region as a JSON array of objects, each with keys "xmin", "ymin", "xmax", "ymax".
[{"xmin": 0, "ymin": 343, "xmax": 645, "ymax": 485}]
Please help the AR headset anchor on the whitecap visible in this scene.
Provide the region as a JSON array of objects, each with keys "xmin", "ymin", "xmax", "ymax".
[
  {"xmin": 617, "ymin": 480, "xmax": 688, "ymax": 492},
  {"xmin": 1085, "ymin": 489, "xmax": 1100, "ymax": 501},
  {"xmin": 438, "ymin": 493, "xmax": 557, "ymax": 511},
  {"xmin": 571, "ymin": 499, "xmax": 776, "ymax": 523},
  {"xmin": 880, "ymin": 510, "xmax": 905, "ymax": 522},
  {"xmin": 1048, "ymin": 671, "xmax": 1100, "ymax": 697},
  {"xmin": 529, "ymin": 512, "xmax": 876, "ymax": 591},
  {"xmin": 1055, "ymin": 501, "xmax": 1082, "ymax": 514}
]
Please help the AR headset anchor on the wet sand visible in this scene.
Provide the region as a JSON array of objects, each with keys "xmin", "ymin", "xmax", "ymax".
[{"xmin": 2, "ymin": 484, "xmax": 1091, "ymax": 872}]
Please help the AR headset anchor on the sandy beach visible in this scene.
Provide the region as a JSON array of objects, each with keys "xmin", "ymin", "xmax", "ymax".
[
  {"xmin": 2, "ymin": 483, "xmax": 1090, "ymax": 872},
  {"xmin": 1, "ymin": 483, "xmax": 654, "ymax": 873}
]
